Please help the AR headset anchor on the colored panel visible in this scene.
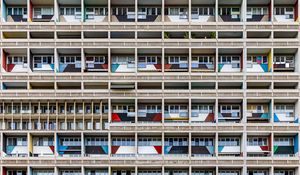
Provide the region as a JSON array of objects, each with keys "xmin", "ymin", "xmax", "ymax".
[
  {"xmin": 29, "ymin": 134, "xmax": 33, "ymax": 155},
  {"xmin": 2, "ymin": 0, "xmax": 7, "ymax": 22},
  {"xmin": 295, "ymin": 134, "xmax": 298, "ymax": 154},
  {"xmin": 111, "ymin": 64, "xmax": 119, "ymax": 72},
  {"xmin": 85, "ymin": 146, "xmax": 108, "ymax": 154},
  {"xmin": 164, "ymin": 146, "xmax": 188, "ymax": 154},
  {"xmin": 268, "ymin": 51, "xmax": 272, "ymax": 72},
  {"xmin": 274, "ymin": 146, "xmax": 294, "ymax": 155}
]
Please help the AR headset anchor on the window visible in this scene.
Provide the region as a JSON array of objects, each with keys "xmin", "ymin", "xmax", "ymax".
[
  {"xmin": 165, "ymin": 137, "xmax": 188, "ymax": 146},
  {"xmin": 191, "ymin": 138, "xmax": 214, "ymax": 146},
  {"xmin": 247, "ymin": 137, "xmax": 268, "ymax": 146},
  {"xmin": 274, "ymin": 7, "xmax": 294, "ymax": 19},
  {"xmin": 8, "ymin": 7, "xmax": 27, "ymax": 16},
  {"xmin": 218, "ymin": 138, "xmax": 240, "ymax": 146},
  {"xmin": 274, "ymin": 137, "xmax": 294, "ymax": 146}
]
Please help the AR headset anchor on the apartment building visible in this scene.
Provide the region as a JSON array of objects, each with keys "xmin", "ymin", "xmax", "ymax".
[{"xmin": 0, "ymin": 0, "xmax": 300, "ymax": 175}]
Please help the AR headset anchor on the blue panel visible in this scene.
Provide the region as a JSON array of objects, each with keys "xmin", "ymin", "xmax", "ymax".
[
  {"xmin": 50, "ymin": 64, "xmax": 55, "ymax": 70},
  {"xmin": 191, "ymin": 63, "xmax": 198, "ymax": 68},
  {"xmin": 101, "ymin": 145, "xmax": 109, "ymax": 154},
  {"xmin": 59, "ymin": 64, "xmax": 67, "ymax": 72},
  {"xmin": 260, "ymin": 64, "xmax": 269, "ymax": 72},
  {"xmin": 138, "ymin": 63, "xmax": 146, "ymax": 68},
  {"xmin": 206, "ymin": 146, "xmax": 214, "ymax": 154},
  {"xmin": 260, "ymin": 113, "xmax": 269, "ymax": 119},
  {"xmin": 218, "ymin": 146, "xmax": 224, "ymax": 152},
  {"xmin": 294, "ymin": 134, "xmax": 298, "ymax": 154},
  {"xmin": 6, "ymin": 146, "xmax": 15, "ymax": 154},
  {"xmin": 274, "ymin": 113, "xmax": 280, "ymax": 122},
  {"xmin": 164, "ymin": 146, "xmax": 172, "ymax": 154},
  {"xmin": 179, "ymin": 63, "xmax": 188, "ymax": 68},
  {"xmin": 111, "ymin": 64, "xmax": 119, "ymax": 73},
  {"xmin": 2, "ymin": 0, "xmax": 7, "ymax": 22}
]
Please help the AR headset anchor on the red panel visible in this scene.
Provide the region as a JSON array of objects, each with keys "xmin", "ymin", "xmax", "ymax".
[
  {"xmin": 154, "ymin": 146, "xmax": 162, "ymax": 154},
  {"xmin": 268, "ymin": 135, "xmax": 272, "ymax": 151},
  {"xmin": 268, "ymin": 2, "xmax": 272, "ymax": 21},
  {"xmin": 101, "ymin": 64, "xmax": 108, "ymax": 69},
  {"xmin": 2, "ymin": 51, "xmax": 7, "ymax": 71},
  {"xmin": 111, "ymin": 146, "xmax": 120, "ymax": 154},
  {"xmin": 29, "ymin": 1, "xmax": 33, "ymax": 21},
  {"xmin": 164, "ymin": 64, "xmax": 172, "ymax": 69},
  {"xmin": 112, "ymin": 113, "xmax": 121, "ymax": 122},
  {"xmin": 260, "ymin": 146, "xmax": 269, "ymax": 151},
  {"xmin": 7, "ymin": 64, "xmax": 15, "ymax": 72},
  {"xmin": 154, "ymin": 64, "xmax": 162, "ymax": 70},
  {"xmin": 3, "ymin": 167, "xmax": 7, "ymax": 175},
  {"xmin": 240, "ymin": 50, "xmax": 243, "ymax": 72},
  {"xmin": 204, "ymin": 113, "xmax": 215, "ymax": 122},
  {"xmin": 49, "ymin": 146, "xmax": 55, "ymax": 153},
  {"xmin": 153, "ymin": 113, "xmax": 162, "ymax": 121},
  {"xmin": 295, "ymin": 0, "xmax": 298, "ymax": 21}
]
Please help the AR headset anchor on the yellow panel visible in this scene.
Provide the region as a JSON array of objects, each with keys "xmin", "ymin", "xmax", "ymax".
[
  {"xmin": 28, "ymin": 134, "xmax": 33, "ymax": 154},
  {"xmin": 268, "ymin": 50, "xmax": 272, "ymax": 72}
]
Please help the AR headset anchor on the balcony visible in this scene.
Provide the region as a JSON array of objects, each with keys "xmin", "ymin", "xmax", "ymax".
[
  {"xmin": 137, "ymin": 0, "xmax": 162, "ymax": 22},
  {"xmin": 5, "ymin": 136, "xmax": 28, "ymax": 157},
  {"xmin": 274, "ymin": 102, "xmax": 298, "ymax": 123},
  {"xmin": 58, "ymin": 0, "xmax": 82, "ymax": 22},
  {"xmin": 84, "ymin": 0, "xmax": 108, "ymax": 22},
  {"xmin": 30, "ymin": 48, "xmax": 55, "ymax": 72},
  {"xmin": 3, "ymin": 0, "xmax": 28, "ymax": 22},
  {"xmin": 165, "ymin": 170, "xmax": 188, "ymax": 175},
  {"xmin": 137, "ymin": 48, "xmax": 162, "ymax": 72},
  {"xmin": 247, "ymin": 100, "xmax": 271, "ymax": 123},
  {"xmin": 84, "ymin": 48, "xmax": 108, "ymax": 72},
  {"xmin": 31, "ymin": 136, "xmax": 55, "ymax": 157},
  {"xmin": 164, "ymin": 137, "xmax": 189, "ymax": 155},
  {"xmin": 30, "ymin": 0, "xmax": 55, "ymax": 22},
  {"xmin": 247, "ymin": 48, "xmax": 271, "ymax": 73},
  {"xmin": 111, "ymin": 48, "xmax": 135, "ymax": 73},
  {"xmin": 138, "ymin": 100, "xmax": 162, "ymax": 123},
  {"xmin": 85, "ymin": 136, "xmax": 109, "ymax": 156},
  {"xmin": 191, "ymin": 100, "xmax": 215, "ymax": 123},
  {"xmin": 164, "ymin": 49, "xmax": 189, "ymax": 72},
  {"xmin": 165, "ymin": 0, "xmax": 189, "ymax": 23},
  {"xmin": 138, "ymin": 137, "xmax": 162, "ymax": 155},
  {"xmin": 112, "ymin": 100, "xmax": 135, "ymax": 123},
  {"xmin": 273, "ymin": 48, "xmax": 298, "ymax": 72},
  {"xmin": 219, "ymin": 170, "xmax": 241, "ymax": 175},
  {"xmin": 5, "ymin": 169, "xmax": 27, "ymax": 175},
  {"xmin": 2, "ymin": 48, "xmax": 28, "ymax": 73},
  {"xmin": 218, "ymin": 136, "xmax": 241, "ymax": 156},
  {"xmin": 191, "ymin": 136, "xmax": 214, "ymax": 157},
  {"xmin": 191, "ymin": 0, "xmax": 215, "ymax": 22},
  {"xmin": 218, "ymin": 48, "xmax": 243, "ymax": 73},
  {"xmin": 274, "ymin": 169, "xmax": 296, "ymax": 175},
  {"xmin": 274, "ymin": 0, "xmax": 298, "ymax": 22},
  {"xmin": 247, "ymin": 170, "xmax": 269, "ymax": 175},
  {"xmin": 111, "ymin": 0, "xmax": 135, "ymax": 22},
  {"xmin": 218, "ymin": 101, "xmax": 242, "ymax": 123},
  {"xmin": 58, "ymin": 48, "xmax": 82, "ymax": 73},
  {"xmin": 247, "ymin": 0, "xmax": 271, "ymax": 22},
  {"xmin": 247, "ymin": 136, "xmax": 271, "ymax": 156},
  {"xmin": 218, "ymin": 0, "xmax": 242, "ymax": 22},
  {"xmin": 33, "ymin": 169, "xmax": 54, "ymax": 175},
  {"xmin": 58, "ymin": 137, "xmax": 82, "ymax": 157},
  {"xmin": 191, "ymin": 48, "xmax": 215, "ymax": 72},
  {"xmin": 274, "ymin": 135, "xmax": 297, "ymax": 157},
  {"xmin": 164, "ymin": 100, "xmax": 189, "ymax": 122},
  {"xmin": 111, "ymin": 137, "xmax": 135, "ymax": 156}
]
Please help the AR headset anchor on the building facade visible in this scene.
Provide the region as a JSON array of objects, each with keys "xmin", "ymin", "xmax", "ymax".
[{"xmin": 0, "ymin": 0, "xmax": 300, "ymax": 175}]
